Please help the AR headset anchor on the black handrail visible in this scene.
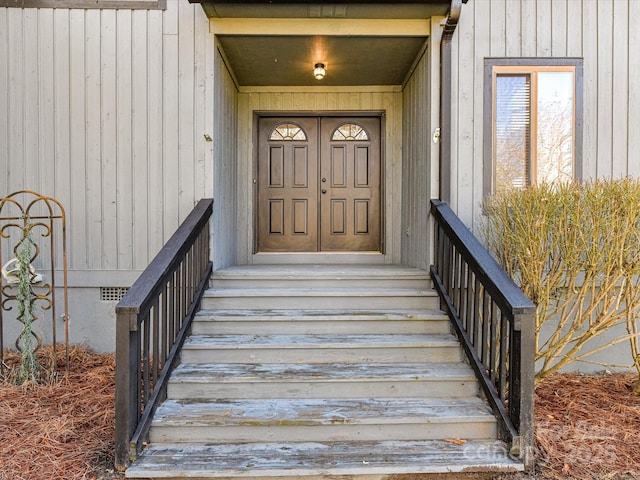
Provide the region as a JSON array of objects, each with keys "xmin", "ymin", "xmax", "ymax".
[
  {"xmin": 430, "ymin": 199, "xmax": 535, "ymax": 469},
  {"xmin": 114, "ymin": 198, "xmax": 213, "ymax": 470}
]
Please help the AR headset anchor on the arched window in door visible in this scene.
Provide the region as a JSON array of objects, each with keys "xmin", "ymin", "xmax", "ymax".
[
  {"xmin": 331, "ymin": 123, "xmax": 370, "ymax": 141},
  {"xmin": 269, "ymin": 123, "xmax": 307, "ymax": 141}
]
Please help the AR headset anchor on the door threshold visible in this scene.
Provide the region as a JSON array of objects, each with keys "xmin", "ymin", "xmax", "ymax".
[{"xmin": 251, "ymin": 252, "xmax": 387, "ymax": 265}]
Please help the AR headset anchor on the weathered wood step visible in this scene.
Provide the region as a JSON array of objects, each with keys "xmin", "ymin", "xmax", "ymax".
[
  {"xmin": 168, "ymin": 362, "xmax": 478, "ymax": 399},
  {"xmin": 192, "ymin": 309, "xmax": 450, "ymax": 335},
  {"xmin": 211, "ymin": 264, "xmax": 431, "ymax": 289},
  {"xmin": 180, "ymin": 334, "xmax": 463, "ymax": 364},
  {"xmin": 124, "ymin": 439, "xmax": 524, "ymax": 478},
  {"xmin": 148, "ymin": 397, "xmax": 497, "ymax": 444},
  {"xmin": 200, "ymin": 287, "xmax": 439, "ymax": 310}
]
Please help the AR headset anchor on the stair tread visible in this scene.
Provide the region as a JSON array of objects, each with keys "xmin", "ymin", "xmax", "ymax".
[
  {"xmin": 213, "ymin": 264, "xmax": 431, "ymax": 278},
  {"xmin": 125, "ymin": 440, "xmax": 523, "ymax": 478},
  {"xmin": 183, "ymin": 333, "xmax": 460, "ymax": 349},
  {"xmin": 170, "ymin": 362, "xmax": 475, "ymax": 383},
  {"xmin": 152, "ymin": 397, "xmax": 496, "ymax": 426},
  {"xmin": 195, "ymin": 308, "xmax": 447, "ymax": 320},
  {"xmin": 204, "ymin": 287, "xmax": 436, "ymax": 297}
]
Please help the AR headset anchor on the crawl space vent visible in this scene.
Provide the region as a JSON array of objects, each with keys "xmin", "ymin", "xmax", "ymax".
[{"xmin": 100, "ymin": 287, "xmax": 129, "ymax": 302}]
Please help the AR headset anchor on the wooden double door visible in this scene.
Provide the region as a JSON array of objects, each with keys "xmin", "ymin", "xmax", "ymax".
[{"xmin": 257, "ymin": 116, "xmax": 381, "ymax": 252}]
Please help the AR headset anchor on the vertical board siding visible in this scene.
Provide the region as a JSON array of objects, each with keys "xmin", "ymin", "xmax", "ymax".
[
  {"xmin": 0, "ymin": 9, "xmax": 9, "ymax": 197},
  {"xmin": 212, "ymin": 45, "xmax": 238, "ymax": 270},
  {"xmin": 116, "ymin": 10, "xmax": 134, "ymax": 271},
  {"xmin": 146, "ymin": 10, "xmax": 165, "ymax": 266},
  {"xmin": 177, "ymin": 0, "xmax": 195, "ymax": 222},
  {"xmin": 0, "ymin": 1, "xmax": 213, "ymax": 277},
  {"xmin": 451, "ymin": 0, "xmax": 640, "ymax": 231},
  {"xmin": 402, "ymin": 48, "xmax": 431, "ymax": 270},
  {"xmin": 628, "ymin": 0, "xmax": 640, "ymax": 176},
  {"xmin": 611, "ymin": 0, "xmax": 629, "ymax": 178},
  {"xmin": 596, "ymin": 0, "xmax": 614, "ymax": 179}
]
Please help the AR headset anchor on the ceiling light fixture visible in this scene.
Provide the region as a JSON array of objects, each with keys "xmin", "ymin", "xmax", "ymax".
[{"xmin": 313, "ymin": 63, "xmax": 326, "ymax": 80}]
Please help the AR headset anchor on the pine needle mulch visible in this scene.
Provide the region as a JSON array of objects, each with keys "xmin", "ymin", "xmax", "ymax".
[
  {"xmin": 0, "ymin": 346, "xmax": 120, "ymax": 480},
  {"xmin": 532, "ymin": 372, "xmax": 640, "ymax": 480}
]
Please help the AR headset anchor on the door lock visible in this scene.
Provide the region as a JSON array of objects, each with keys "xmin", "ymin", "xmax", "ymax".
[{"xmin": 322, "ymin": 178, "xmax": 327, "ymax": 182}]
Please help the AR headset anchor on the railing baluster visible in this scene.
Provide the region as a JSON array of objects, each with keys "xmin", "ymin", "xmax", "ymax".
[
  {"xmin": 142, "ymin": 312, "xmax": 151, "ymax": 407},
  {"xmin": 479, "ymin": 286, "xmax": 487, "ymax": 374},
  {"xmin": 161, "ymin": 285, "xmax": 168, "ymax": 365},
  {"xmin": 499, "ymin": 309, "xmax": 508, "ymax": 404},
  {"xmin": 487, "ymin": 290, "xmax": 497, "ymax": 383},
  {"xmin": 459, "ymin": 255, "xmax": 466, "ymax": 322},
  {"xmin": 472, "ymin": 275, "xmax": 480, "ymax": 355},
  {"xmin": 152, "ymin": 297, "xmax": 160, "ymax": 384},
  {"xmin": 445, "ymin": 234, "xmax": 453, "ymax": 299},
  {"xmin": 168, "ymin": 274, "xmax": 175, "ymax": 350},
  {"xmin": 455, "ymin": 254, "xmax": 462, "ymax": 319},
  {"xmin": 181, "ymin": 259, "xmax": 188, "ymax": 329},
  {"xmin": 466, "ymin": 268, "xmax": 475, "ymax": 346}
]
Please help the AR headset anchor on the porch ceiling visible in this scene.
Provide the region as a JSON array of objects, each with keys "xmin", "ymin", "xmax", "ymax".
[
  {"xmin": 193, "ymin": 1, "xmax": 450, "ymax": 87},
  {"xmin": 217, "ymin": 35, "xmax": 428, "ymax": 86}
]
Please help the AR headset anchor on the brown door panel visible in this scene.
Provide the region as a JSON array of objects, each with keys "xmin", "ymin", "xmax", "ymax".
[
  {"xmin": 257, "ymin": 117, "xmax": 319, "ymax": 252},
  {"xmin": 257, "ymin": 115, "xmax": 381, "ymax": 253},
  {"xmin": 319, "ymin": 117, "xmax": 381, "ymax": 251}
]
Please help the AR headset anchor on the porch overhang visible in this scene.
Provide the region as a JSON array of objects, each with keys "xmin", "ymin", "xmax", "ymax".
[
  {"xmin": 189, "ymin": 1, "xmax": 458, "ymax": 87},
  {"xmin": 189, "ymin": 1, "xmax": 453, "ymax": 20}
]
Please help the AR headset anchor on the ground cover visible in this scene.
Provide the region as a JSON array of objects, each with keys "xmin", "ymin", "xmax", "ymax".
[
  {"xmin": 0, "ymin": 347, "xmax": 119, "ymax": 480},
  {"xmin": 1, "ymin": 347, "xmax": 639, "ymax": 480}
]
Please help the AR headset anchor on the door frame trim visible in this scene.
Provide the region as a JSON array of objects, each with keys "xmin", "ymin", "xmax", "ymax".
[{"xmin": 252, "ymin": 110, "xmax": 387, "ymax": 258}]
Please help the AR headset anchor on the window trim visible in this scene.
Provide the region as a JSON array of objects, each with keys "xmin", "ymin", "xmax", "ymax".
[{"xmin": 483, "ymin": 58, "xmax": 583, "ymax": 197}]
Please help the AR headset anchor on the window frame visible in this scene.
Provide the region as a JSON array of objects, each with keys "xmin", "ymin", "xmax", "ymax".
[
  {"xmin": 269, "ymin": 122, "xmax": 308, "ymax": 141},
  {"xmin": 483, "ymin": 58, "xmax": 583, "ymax": 197}
]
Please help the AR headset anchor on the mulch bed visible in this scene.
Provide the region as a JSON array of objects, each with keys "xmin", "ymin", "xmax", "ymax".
[
  {"xmin": 1, "ymin": 346, "xmax": 640, "ymax": 479},
  {"xmin": 0, "ymin": 346, "xmax": 120, "ymax": 480},
  {"xmin": 532, "ymin": 372, "xmax": 640, "ymax": 480}
]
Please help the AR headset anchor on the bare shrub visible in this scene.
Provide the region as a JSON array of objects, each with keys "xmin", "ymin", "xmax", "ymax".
[{"xmin": 483, "ymin": 179, "xmax": 640, "ymax": 385}]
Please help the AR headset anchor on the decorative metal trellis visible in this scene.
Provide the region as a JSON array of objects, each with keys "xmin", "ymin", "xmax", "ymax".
[{"xmin": 0, "ymin": 190, "xmax": 69, "ymax": 379}]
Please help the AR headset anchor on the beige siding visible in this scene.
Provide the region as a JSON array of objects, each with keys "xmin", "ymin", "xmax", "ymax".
[
  {"xmin": 0, "ymin": 0, "xmax": 214, "ymax": 284},
  {"xmin": 212, "ymin": 44, "xmax": 239, "ymax": 270},
  {"xmin": 450, "ymin": 0, "xmax": 640, "ymax": 230},
  {"xmin": 236, "ymin": 89, "xmax": 403, "ymax": 264},
  {"xmin": 401, "ymin": 23, "xmax": 440, "ymax": 271}
]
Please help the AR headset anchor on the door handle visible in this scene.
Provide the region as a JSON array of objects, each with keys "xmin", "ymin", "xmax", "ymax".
[{"xmin": 322, "ymin": 189, "xmax": 327, "ymax": 194}]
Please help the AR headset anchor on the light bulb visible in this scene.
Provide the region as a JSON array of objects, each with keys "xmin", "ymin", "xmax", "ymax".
[{"xmin": 313, "ymin": 63, "xmax": 326, "ymax": 80}]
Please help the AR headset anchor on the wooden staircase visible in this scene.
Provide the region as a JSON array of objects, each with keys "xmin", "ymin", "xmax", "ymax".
[{"xmin": 125, "ymin": 265, "xmax": 524, "ymax": 479}]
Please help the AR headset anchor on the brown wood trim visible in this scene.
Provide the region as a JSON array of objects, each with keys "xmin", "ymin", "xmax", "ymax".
[{"xmin": 253, "ymin": 110, "xmax": 386, "ymax": 118}]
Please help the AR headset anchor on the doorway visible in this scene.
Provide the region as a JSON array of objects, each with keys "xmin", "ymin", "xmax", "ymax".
[{"xmin": 257, "ymin": 116, "xmax": 382, "ymax": 252}]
